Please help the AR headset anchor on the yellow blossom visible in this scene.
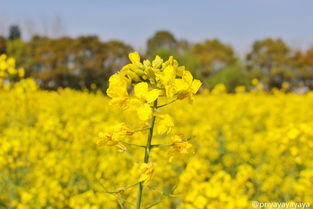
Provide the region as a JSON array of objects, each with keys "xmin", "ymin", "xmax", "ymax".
[
  {"xmin": 106, "ymin": 73, "xmax": 129, "ymax": 107},
  {"xmin": 129, "ymin": 52, "xmax": 141, "ymax": 64},
  {"xmin": 139, "ymin": 163, "xmax": 155, "ymax": 182},
  {"xmin": 136, "ymin": 103, "xmax": 153, "ymax": 121},
  {"xmin": 156, "ymin": 114, "xmax": 174, "ymax": 135},
  {"xmin": 175, "ymin": 70, "xmax": 202, "ymax": 103},
  {"xmin": 134, "ymin": 82, "xmax": 159, "ymax": 103}
]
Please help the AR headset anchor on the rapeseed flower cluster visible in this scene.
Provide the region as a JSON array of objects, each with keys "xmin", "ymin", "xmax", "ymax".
[
  {"xmin": 106, "ymin": 52, "xmax": 201, "ymax": 119},
  {"xmin": 0, "ymin": 54, "xmax": 25, "ymax": 89},
  {"xmin": 102, "ymin": 52, "xmax": 201, "ymax": 208}
]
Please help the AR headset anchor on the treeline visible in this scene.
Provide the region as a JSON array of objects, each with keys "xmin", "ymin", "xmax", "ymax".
[
  {"xmin": 1, "ymin": 27, "xmax": 313, "ymax": 92},
  {"xmin": 0, "ymin": 33, "xmax": 132, "ymax": 90}
]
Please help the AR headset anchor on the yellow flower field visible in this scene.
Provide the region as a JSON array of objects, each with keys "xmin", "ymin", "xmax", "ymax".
[{"xmin": 0, "ymin": 77, "xmax": 313, "ymax": 209}]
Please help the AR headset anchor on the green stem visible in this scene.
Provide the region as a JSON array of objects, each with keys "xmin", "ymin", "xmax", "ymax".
[
  {"xmin": 120, "ymin": 141, "xmax": 146, "ymax": 148},
  {"xmin": 135, "ymin": 100, "xmax": 158, "ymax": 209},
  {"xmin": 157, "ymin": 99, "xmax": 177, "ymax": 108}
]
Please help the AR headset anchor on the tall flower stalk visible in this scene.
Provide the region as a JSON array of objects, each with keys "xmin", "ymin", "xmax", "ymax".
[
  {"xmin": 136, "ymin": 100, "xmax": 157, "ymax": 209},
  {"xmin": 97, "ymin": 52, "xmax": 201, "ymax": 208}
]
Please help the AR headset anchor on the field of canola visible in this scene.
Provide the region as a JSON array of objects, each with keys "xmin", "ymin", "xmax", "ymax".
[
  {"xmin": 0, "ymin": 77, "xmax": 313, "ymax": 209},
  {"xmin": 0, "ymin": 53, "xmax": 312, "ymax": 209}
]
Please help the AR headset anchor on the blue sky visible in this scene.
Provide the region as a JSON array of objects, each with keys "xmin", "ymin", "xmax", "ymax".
[{"xmin": 1, "ymin": 0, "xmax": 312, "ymax": 54}]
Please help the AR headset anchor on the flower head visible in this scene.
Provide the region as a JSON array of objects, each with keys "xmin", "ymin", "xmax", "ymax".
[{"xmin": 106, "ymin": 52, "xmax": 202, "ymax": 120}]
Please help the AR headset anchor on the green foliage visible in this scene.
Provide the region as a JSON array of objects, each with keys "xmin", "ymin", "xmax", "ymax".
[
  {"xmin": 204, "ymin": 65, "xmax": 250, "ymax": 92},
  {"xmin": 6, "ymin": 39, "xmax": 33, "ymax": 72}
]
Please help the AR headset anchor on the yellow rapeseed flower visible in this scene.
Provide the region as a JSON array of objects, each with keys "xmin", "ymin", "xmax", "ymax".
[{"xmin": 139, "ymin": 163, "xmax": 155, "ymax": 183}]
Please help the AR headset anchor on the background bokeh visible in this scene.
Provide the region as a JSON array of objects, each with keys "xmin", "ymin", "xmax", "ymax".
[
  {"xmin": 1, "ymin": 0, "xmax": 313, "ymax": 93},
  {"xmin": 1, "ymin": 1, "xmax": 313, "ymax": 209}
]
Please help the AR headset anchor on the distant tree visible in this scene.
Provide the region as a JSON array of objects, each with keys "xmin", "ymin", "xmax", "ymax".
[
  {"xmin": 8, "ymin": 25, "xmax": 21, "ymax": 40},
  {"xmin": 33, "ymin": 36, "xmax": 78, "ymax": 88},
  {"xmin": 146, "ymin": 30, "xmax": 177, "ymax": 58},
  {"xmin": 74, "ymin": 37, "xmax": 132, "ymax": 89},
  {"xmin": 246, "ymin": 38, "xmax": 293, "ymax": 89},
  {"xmin": 192, "ymin": 39, "xmax": 237, "ymax": 77},
  {"xmin": 0, "ymin": 36, "xmax": 6, "ymax": 54},
  {"xmin": 103, "ymin": 40, "xmax": 133, "ymax": 75},
  {"xmin": 292, "ymin": 47, "xmax": 313, "ymax": 89},
  {"xmin": 27, "ymin": 36, "xmax": 133, "ymax": 90}
]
